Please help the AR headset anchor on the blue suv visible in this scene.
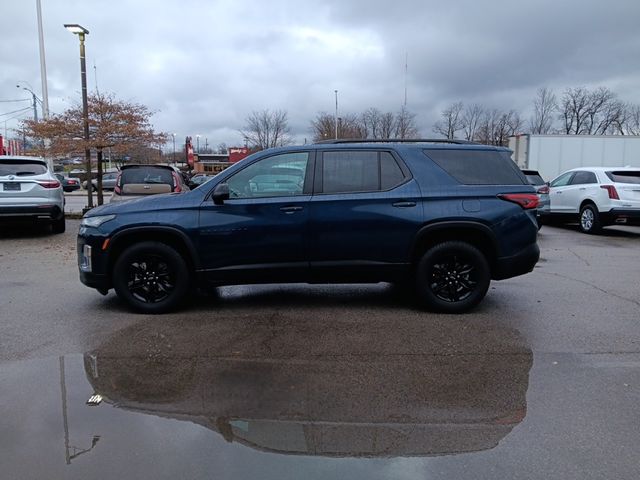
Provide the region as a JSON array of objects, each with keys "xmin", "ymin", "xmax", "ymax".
[{"xmin": 77, "ymin": 140, "xmax": 540, "ymax": 313}]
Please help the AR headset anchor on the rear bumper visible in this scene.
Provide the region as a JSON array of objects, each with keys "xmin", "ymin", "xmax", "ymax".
[
  {"xmin": 493, "ymin": 243, "xmax": 540, "ymax": 280},
  {"xmin": 602, "ymin": 209, "xmax": 640, "ymax": 226},
  {"xmin": 0, "ymin": 204, "xmax": 63, "ymax": 220}
]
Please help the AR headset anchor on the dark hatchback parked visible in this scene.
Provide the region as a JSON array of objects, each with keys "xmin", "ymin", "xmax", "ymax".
[{"xmin": 78, "ymin": 140, "xmax": 540, "ymax": 314}]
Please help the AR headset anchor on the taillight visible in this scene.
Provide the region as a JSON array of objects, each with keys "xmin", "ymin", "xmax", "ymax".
[
  {"xmin": 37, "ymin": 180, "xmax": 61, "ymax": 189},
  {"xmin": 498, "ymin": 193, "xmax": 539, "ymax": 209},
  {"xmin": 536, "ymin": 185, "xmax": 549, "ymax": 194},
  {"xmin": 68, "ymin": 179, "xmax": 77, "ymax": 185},
  {"xmin": 600, "ymin": 185, "xmax": 619, "ymax": 200},
  {"xmin": 114, "ymin": 172, "xmax": 122, "ymax": 195},
  {"xmin": 172, "ymin": 172, "xmax": 182, "ymax": 193}
]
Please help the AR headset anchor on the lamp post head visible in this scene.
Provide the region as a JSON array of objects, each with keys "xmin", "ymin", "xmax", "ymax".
[{"xmin": 64, "ymin": 24, "xmax": 89, "ymax": 35}]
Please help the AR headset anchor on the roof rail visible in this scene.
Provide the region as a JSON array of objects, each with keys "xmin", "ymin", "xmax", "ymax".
[{"xmin": 314, "ymin": 138, "xmax": 480, "ymax": 145}]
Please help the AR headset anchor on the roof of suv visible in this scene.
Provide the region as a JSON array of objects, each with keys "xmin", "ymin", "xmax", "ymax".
[{"xmin": 564, "ymin": 166, "xmax": 639, "ymax": 173}]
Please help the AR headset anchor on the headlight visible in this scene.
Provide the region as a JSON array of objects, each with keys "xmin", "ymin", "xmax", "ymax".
[{"xmin": 81, "ymin": 214, "xmax": 116, "ymax": 228}]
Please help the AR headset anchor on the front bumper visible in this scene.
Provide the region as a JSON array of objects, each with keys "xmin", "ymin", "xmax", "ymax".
[
  {"xmin": 77, "ymin": 233, "xmax": 111, "ymax": 292},
  {"xmin": 493, "ymin": 242, "xmax": 540, "ymax": 280}
]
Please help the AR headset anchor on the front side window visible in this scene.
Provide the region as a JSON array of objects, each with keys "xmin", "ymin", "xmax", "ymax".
[
  {"xmin": 226, "ymin": 152, "xmax": 309, "ymax": 199},
  {"xmin": 550, "ymin": 172, "xmax": 574, "ymax": 187}
]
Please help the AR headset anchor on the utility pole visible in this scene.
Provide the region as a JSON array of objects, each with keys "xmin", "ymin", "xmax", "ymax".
[{"xmin": 334, "ymin": 90, "xmax": 338, "ymax": 139}]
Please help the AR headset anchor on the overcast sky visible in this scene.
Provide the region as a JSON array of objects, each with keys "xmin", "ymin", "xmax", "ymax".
[{"xmin": 2, "ymin": 0, "xmax": 640, "ymax": 150}]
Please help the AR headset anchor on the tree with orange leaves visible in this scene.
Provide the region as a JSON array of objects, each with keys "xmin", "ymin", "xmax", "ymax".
[{"xmin": 21, "ymin": 92, "xmax": 166, "ymax": 205}]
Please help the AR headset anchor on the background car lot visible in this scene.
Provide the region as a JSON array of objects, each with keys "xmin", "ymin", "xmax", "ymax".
[{"xmin": 0, "ymin": 221, "xmax": 639, "ymax": 479}]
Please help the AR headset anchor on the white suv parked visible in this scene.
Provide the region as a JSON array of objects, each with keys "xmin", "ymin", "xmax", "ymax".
[
  {"xmin": 0, "ymin": 156, "xmax": 65, "ymax": 233},
  {"xmin": 547, "ymin": 167, "xmax": 640, "ymax": 233}
]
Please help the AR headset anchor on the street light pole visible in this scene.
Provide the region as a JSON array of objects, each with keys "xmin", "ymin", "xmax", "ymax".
[
  {"xmin": 196, "ymin": 135, "xmax": 200, "ymax": 154},
  {"xmin": 16, "ymin": 84, "xmax": 41, "ymax": 122},
  {"xmin": 36, "ymin": 0, "xmax": 50, "ymax": 119},
  {"xmin": 64, "ymin": 24, "xmax": 92, "ymax": 210},
  {"xmin": 172, "ymin": 133, "xmax": 176, "ymax": 165}
]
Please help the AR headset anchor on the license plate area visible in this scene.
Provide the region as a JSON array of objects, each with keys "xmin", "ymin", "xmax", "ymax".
[{"xmin": 3, "ymin": 182, "xmax": 21, "ymax": 191}]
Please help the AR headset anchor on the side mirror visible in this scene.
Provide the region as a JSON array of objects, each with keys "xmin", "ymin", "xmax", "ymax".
[{"xmin": 212, "ymin": 183, "xmax": 230, "ymax": 205}]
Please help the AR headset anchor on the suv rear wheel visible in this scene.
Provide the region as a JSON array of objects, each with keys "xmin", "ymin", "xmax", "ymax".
[
  {"xmin": 51, "ymin": 214, "xmax": 66, "ymax": 234},
  {"xmin": 113, "ymin": 241, "xmax": 189, "ymax": 313},
  {"xmin": 415, "ymin": 241, "xmax": 490, "ymax": 313},
  {"xmin": 579, "ymin": 203, "xmax": 602, "ymax": 234}
]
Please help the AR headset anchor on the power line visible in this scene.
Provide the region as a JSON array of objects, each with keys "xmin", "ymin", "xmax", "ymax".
[
  {"xmin": 0, "ymin": 99, "xmax": 31, "ymax": 103},
  {"xmin": 0, "ymin": 106, "xmax": 33, "ymax": 117}
]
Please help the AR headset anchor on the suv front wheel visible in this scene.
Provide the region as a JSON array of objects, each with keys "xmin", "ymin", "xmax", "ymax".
[
  {"xmin": 415, "ymin": 241, "xmax": 490, "ymax": 313},
  {"xmin": 113, "ymin": 241, "xmax": 189, "ymax": 313}
]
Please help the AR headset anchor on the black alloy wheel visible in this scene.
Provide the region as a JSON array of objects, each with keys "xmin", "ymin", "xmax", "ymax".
[
  {"xmin": 113, "ymin": 242, "xmax": 189, "ymax": 313},
  {"xmin": 416, "ymin": 241, "xmax": 490, "ymax": 313}
]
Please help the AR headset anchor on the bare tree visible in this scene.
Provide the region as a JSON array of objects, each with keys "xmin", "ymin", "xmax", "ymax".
[
  {"xmin": 379, "ymin": 111, "xmax": 396, "ymax": 138},
  {"xmin": 240, "ymin": 109, "xmax": 292, "ymax": 150},
  {"xmin": 433, "ymin": 102, "xmax": 464, "ymax": 139},
  {"xmin": 462, "ymin": 104, "xmax": 484, "ymax": 141},
  {"xmin": 623, "ymin": 104, "xmax": 640, "ymax": 135},
  {"xmin": 475, "ymin": 109, "xmax": 521, "ymax": 146},
  {"xmin": 559, "ymin": 86, "xmax": 624, "ymax": 135},
  {"xmin": 394, "ymin": 106, "xmax": 420, "ymax": 139},
  {"xmin": 361, "ymin": 108, "xmax": 384, "ymax": 138},
  {"xmin": 310, "ymin": 112, "xmax": 335, "ymax": 142},
  {"xmin": 530, "ymin": 87, "xmax": 557, "ymax": 134}
]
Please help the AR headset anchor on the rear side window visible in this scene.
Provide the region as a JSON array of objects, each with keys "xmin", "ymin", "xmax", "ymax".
[
  {"xmin": 424, "ymin": 149, "xmax": 526, "ymax": 185},
  {"xmin": 570, "ymin": 171, "xmax": 597, "ymax": 185},
  {"xmin": 121, "ymin": 167, "xmax": 173, "ymax": 186},
  {"xmin": 321, "ymin": 151, "xmax": 406, "ymax": 194},
  {"xmin": 0, "ymin": 160, "xmax": 48, "ymax": 176},
  {"xmin": 606, "ymin": 171, "xmax": 640, "ymax": 184}
]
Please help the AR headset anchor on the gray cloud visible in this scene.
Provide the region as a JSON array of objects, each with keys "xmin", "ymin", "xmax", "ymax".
[{"xmin": 2, "ymin": 0, "xmax": 640, "ymax": 149}]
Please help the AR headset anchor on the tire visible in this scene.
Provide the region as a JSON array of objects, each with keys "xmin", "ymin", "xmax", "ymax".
[
  {"xmin": 51, "ymin": 214, "xmax": 66, "ymax": 234},
  {"xmin": 112, "ymin": 241, "xmax": 190, "ymax": 313},
  {"xmin": 579, "ymin": 203, "xmax": 601, "ymax": 234},
  {"xmin": 415, "ymin": 241, "xmax": 491, "ymax": 313}
]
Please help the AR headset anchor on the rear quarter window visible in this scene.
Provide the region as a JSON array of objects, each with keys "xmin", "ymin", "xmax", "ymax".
[{"xmin": 424, "ymin": 149, "xmax": 526, "ymax": 185}]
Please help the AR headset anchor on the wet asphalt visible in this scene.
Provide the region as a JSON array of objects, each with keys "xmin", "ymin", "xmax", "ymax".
[{"xmin": 0, "ymin": 221, "xmax": 639, "ymax": 479}]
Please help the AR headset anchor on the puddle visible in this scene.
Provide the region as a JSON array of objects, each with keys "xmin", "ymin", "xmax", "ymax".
[{"xmin": 0, "ymin": 320, "xmax": 533, "ymax": 479}]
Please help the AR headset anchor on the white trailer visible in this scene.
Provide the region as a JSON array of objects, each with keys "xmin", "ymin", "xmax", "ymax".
[{"xmin": 509, "ymin": 134, "xmax": 640, "ymax": 181}]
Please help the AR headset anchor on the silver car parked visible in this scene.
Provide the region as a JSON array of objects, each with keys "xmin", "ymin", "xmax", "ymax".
[{"xmin": 0, "ymin": 156, "xmax": 65, "ymax": 233}]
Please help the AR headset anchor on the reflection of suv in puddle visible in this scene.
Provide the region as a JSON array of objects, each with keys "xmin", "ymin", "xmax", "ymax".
[
  {"xmin": 78, "ymin": 140, "xmax": 539, "ymax": 313},
  {"xmin": 83, "ymin": 320, "xmax": 533, "ymax": 457}
]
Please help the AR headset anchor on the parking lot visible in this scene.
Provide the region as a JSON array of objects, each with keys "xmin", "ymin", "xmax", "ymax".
[{"xmin": 1, "ymin": 221, "xmax": 639, "ymax": 479}]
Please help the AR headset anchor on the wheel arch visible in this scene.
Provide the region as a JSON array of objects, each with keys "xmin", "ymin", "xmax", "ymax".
[
  {"xmin": 410, "ymin": 221, "xmax": 499, "ymax": 273},
  {"xmin": 107, "ymin": 226, "xmax": 199, "ymax": 276},
  {"xmin": 579, "ymin": 199, "xmax": 598, "ymax": 212}
]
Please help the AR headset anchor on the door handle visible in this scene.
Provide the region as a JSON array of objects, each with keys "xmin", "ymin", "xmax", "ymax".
[
  {"xmin": 280, "ymin": 206, "xmax": 303, "ymax": 214},
  {"xmin": 392, "ymin": 201, "xmax": 417, "ymax": 208},
  {"xmin": 579, "ymin": 187, "xmax": 586, "ymax": 190}
]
